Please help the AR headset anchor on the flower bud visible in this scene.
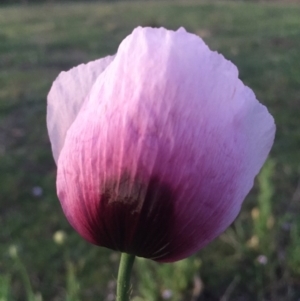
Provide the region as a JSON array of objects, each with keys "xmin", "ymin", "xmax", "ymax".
[{"xmin": 47, "ymin": 27, "xmax": 275, "ymax": 262}]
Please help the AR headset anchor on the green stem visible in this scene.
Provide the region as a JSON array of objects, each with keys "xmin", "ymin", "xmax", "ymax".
[{"xmin": 116, "ymin": 253, "xmax": 135, "ymax": 301}]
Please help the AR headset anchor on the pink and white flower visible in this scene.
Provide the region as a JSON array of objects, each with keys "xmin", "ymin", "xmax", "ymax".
[{"xmin": 47, "ymin": 27, "xmax": 275, "ymax": 262}]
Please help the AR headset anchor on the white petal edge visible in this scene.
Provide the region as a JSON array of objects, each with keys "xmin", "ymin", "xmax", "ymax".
[{"xmin": 47, "ymin": 55, "xmax": 115, "ymax": 163}]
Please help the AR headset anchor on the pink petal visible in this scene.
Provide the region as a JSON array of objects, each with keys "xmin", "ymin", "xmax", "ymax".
[
  {"xmin": 47, "ymin": 55, "xmax": 114, "ymax": 163},
  {"xmin": 54, "ymin": 27, "xmax": 275, "ymax": 262}
]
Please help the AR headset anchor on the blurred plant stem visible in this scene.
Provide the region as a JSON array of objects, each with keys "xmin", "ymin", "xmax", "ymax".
[
  {"xmin": 12, "ymin": 253, "xmax": 36, "ymax": 301},
  {"xmin": 117, "ymin": 253, "xmax": 135, "ymax": 301}
]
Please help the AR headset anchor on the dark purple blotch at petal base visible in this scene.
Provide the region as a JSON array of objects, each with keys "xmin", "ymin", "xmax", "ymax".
[{"xmin": 82, "ymin": 174, "xmax": 176, "ymax": 260}]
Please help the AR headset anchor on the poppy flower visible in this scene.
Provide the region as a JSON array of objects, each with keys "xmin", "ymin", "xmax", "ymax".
[{"xmin": 47, "ymin": 27, "xmax": 275, "ymax": 262}]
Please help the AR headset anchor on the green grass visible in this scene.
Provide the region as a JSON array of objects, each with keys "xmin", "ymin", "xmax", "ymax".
[{"xmin": 0, "ymin": 1, "xmax": 300, "ymax": 300}]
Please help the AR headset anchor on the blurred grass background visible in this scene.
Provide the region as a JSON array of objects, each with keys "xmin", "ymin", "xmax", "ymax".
[{"xmin": 0, "ymin": 1, "xmax": 300, "ymax": 300}]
